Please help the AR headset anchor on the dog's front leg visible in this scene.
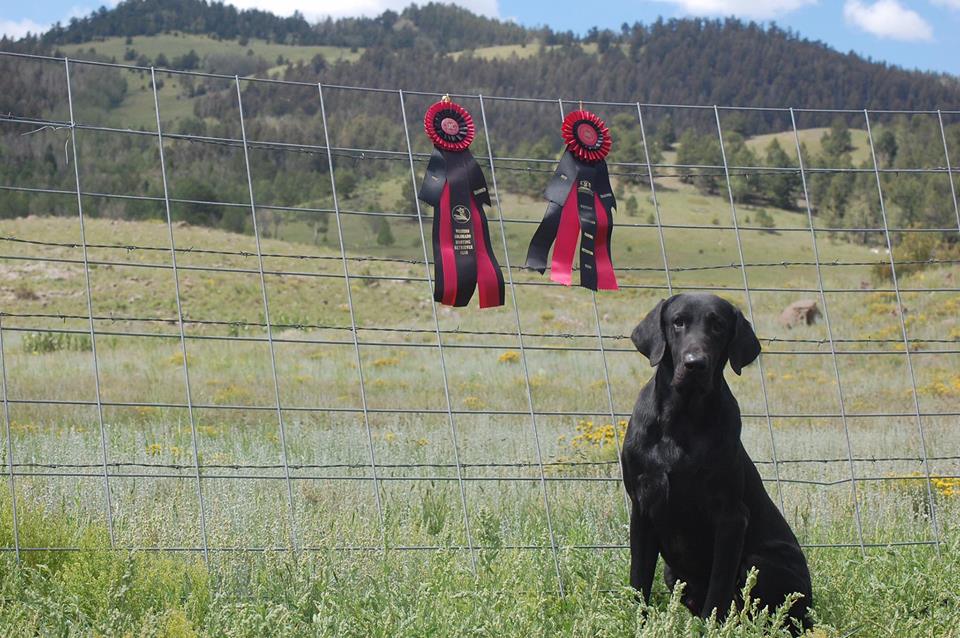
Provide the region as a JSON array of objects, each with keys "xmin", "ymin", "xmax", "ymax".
[
  {"xmin": 629, "ymin": 499, "xmax": 658, "ymax": 603},
  {"xmin": 700, "ymin": 504, "xmax": 748, "ymax": 619}
]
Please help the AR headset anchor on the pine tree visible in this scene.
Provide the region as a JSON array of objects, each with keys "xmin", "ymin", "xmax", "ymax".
[
  {"xmin": 654, "ymin": 114, "xmax": 676, "ymax": 150},
  {"xmin": 762, "ymin": 138, "xmax": 800, "ymax": 209}
]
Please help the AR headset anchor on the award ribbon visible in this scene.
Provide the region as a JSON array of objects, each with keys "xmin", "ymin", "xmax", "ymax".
[
  {"xmin": 525, "ymin": 109, "xmax": 618, "ymax": 291},
  {"xmin": 418, "ymin": 97, "xmax": 505, "ymax": 308}
]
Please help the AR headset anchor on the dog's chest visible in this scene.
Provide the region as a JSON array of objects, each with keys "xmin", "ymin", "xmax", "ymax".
[{"xmin": 632, "ymin": 430, "xmax": 717, "ymax": 516}]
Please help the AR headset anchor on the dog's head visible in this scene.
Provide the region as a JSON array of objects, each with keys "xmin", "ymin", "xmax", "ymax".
[{"xmin": 631, "ymin": 293, "xmax": 761, "ymax": 394}]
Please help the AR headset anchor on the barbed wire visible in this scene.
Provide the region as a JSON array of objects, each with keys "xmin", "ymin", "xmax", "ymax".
[
  {"xmin": 4, "ymin": 183, "xmax": 959, "ymax": 236},
  {"xmin": 9, "ymin": 454, "xmax": 960, "ymax": 471},
  {"xmin": 3, "ymin": 310, "xmax": 960, "ymax": 349},
  {"xmin": 3, "ymin": 233, "xmax": 960, "ymax": 272},
  {"xmin": 5, "ymin": 396, "xmax": 960, "ymax": 420}
]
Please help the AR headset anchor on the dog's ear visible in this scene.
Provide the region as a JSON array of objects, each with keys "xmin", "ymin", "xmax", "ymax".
[
  {"xmin": 729, "ymin": 309, "xmax": 761, "ymax": 375},
  {"xmin": 631, "ymin": 299, "xmax": 667, "ymax": 367}
]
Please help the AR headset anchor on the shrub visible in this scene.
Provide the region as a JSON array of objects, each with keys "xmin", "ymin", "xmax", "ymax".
[
  {"xmin": 753, "ymin": 209, "xmax": 776, "ymax": 231},
  {"xmin": 871, "ymin": 232, "xmax": 960, "ymax": 281},
  {"xmin": 22, "ymin": 332, "xmax": 92, "ymax": 355}
]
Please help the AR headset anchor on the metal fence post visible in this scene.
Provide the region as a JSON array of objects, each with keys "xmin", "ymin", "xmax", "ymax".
[
  {"xmin": 0, "ymin": 318, "xmax": 20, "ymax": 561},
  {"xmin": 789, "ymin": 108, "xmax": 865, "ymax": 555},
  {"xmin": 235, "ymin": 76, "xmax": 299, "ymax": 552},
  {"xmin": 64, "ymin": 57, "xmax": 116, "ymax": 547},
  {"xmin": 397, "ymin": 89, "xmax": 478, "ymax": 574},
  {"xmin": 713, "ymin": 106, "xmax": 784, "ymax": 513},
  {"xmin": 478, "ymin": 94, "xmax": 565, "ymax": 595},
  {"xmin": 316, "ymin": 83, "xmax": 387, "ymax": 553},
  {"xmin": 151, "ymin": 68, "xmax": 210, "ymax": 564},
  {"xmin": 864, "ymin": 109, "xmax": 941, "ymax": 553},
  {"xmin": 554, "ymin": 99, "xmax": 631, "ymax": 521}
]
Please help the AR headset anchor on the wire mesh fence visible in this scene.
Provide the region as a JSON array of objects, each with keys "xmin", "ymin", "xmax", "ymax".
[{"xmin": 1, "ymin": 51, "xmax": 958, "ymax": 590}]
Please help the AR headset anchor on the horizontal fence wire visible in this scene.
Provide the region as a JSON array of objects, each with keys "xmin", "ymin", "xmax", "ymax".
[
  {"xmin": 4, "ymin": 184, "xmax": 960, "ymax": 236},
  {"xmin": 1, "ymin": 51, "xmax": 958, "ymax": 567},
  {"xmin": 4, "ymin": 397, "xmax": 960, "ymax": 419}
]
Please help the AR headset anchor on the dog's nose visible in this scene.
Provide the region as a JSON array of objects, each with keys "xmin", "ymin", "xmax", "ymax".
[{"xmin": 683, "ymin": 353, "xmax": 707, "ymax": 371}]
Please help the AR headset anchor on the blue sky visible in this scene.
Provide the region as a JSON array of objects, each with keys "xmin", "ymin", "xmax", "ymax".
[{"xmin": 2, "ymin": 1, "xmax": 959, "ymax": 75}]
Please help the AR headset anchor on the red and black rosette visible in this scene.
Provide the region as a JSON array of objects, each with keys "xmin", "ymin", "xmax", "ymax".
[
  {"xmin": 525, "ymin": 109, "xmax": 618, "ymax": 291},
  {"xmin": 418, "ymin": 98, "xmax": 504, "ymax": 308}
]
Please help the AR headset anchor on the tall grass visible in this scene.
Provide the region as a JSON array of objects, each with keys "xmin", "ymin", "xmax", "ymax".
[{"xmin": 2, "ymin": 491, "xmax": 959, "ymax": 636}]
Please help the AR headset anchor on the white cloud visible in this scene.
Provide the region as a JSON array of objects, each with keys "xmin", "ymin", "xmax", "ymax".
[
  {"xmin": 0, "ymin": 18, "xmax": 48, "ymax": 39},
  {"xmin": 654, "ymin": 0, "xmax": 817, "ymax": 20},
  {"xmin": 224, "ymin": 0, "xmax": 499, "ymax": 21},
  {"xmin": 844, "ymin": 0, "xmax": 934, "ymax": 41}
]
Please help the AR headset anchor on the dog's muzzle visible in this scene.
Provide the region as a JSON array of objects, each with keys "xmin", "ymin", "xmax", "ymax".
[{"xmin": 672, "ymin": 352, "xmax": 713, "ymax": 392}]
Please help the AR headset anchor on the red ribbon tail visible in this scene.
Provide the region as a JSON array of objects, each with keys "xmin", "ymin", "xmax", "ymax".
[
  {"xmin": 550, "ymin": 186, "xmax": 580, "ymax": 287},
  {"xmin": 593, "ymin": 194, "xmax": 618, "ymax": 291},
  {"xmin": 471, "ymin": 198, "xmax": 503, "ymax": 308}
]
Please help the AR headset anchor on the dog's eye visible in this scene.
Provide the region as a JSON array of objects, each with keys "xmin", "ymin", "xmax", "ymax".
[{"xmin": 672, "ymin": 317, "xmax": 684, "ymax": 329}]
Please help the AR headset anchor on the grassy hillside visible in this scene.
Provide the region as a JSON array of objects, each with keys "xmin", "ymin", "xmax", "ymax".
[
  {"xmin": 66, "ymin": 33, "xmax": 364, "ymax": 66},
  {"xmin": 58, "ymin": 33, "xmax": 360, "ymax": 129},
  {"xmin": 450, "ymin": 41, "xmax": 602, "ymax": 61},
  {"xmin": 747, "ymin": 127, "xmax": 871, "ymax": 165}
]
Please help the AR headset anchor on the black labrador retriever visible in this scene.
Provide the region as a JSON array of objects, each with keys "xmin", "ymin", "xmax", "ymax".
[{"xmin": 621, "ymin": 293, "xmax": 812, "ymax": 632}]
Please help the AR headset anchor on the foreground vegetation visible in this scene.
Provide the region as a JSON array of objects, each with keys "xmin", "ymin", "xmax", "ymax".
[{"xmin": 1, "ymin": 493, "xmax": 958, "ymax": 637}]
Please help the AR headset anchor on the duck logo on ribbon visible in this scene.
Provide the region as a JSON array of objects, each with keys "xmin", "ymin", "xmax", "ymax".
[
  {"xmin": 418, "ymin": 97, "xmax": 505, "ymax": 308},
  {"xmin": 525, "ymin": 109, "xmax": 618, "ymax": 291}
]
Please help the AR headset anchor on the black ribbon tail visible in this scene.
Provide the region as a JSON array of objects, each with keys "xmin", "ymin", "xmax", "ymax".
[
  {"xmin": 591, "ymin": 160, "xmax": 617, "ymax": 290},
  {"xmin": 576, "ymin": 162, "xmax": 598, "ymax": 291},
  {"xmin": 420, "ymin": 149, "xmax": 447, "ymax": 303},
  {"xmin": 526, "ymin": 152, "xmax": 580, "ymax": 274},
  {"xmin": 525, "ymin": 201, "xmax": 563, "ymax": 273}
]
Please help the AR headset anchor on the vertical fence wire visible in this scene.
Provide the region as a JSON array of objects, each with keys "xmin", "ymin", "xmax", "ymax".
[
  {"xmin": 64, "ymin": 58, "xmax": 116, "ymax": 547},
  {"xmin": 863, "ymin": 110, "xmax": 941, "ymax": 553},
  {"xmin": 635, "ymin": 104, "xmax": 673, "ymax": 296},
  {"xmin": 556, "ymin": 99, "xmax": 631, "ymax": 522},
  {"xmin": 789, "ymin": 108, "xmax": 866, "ymax": 555},
  {"xmin": 713, "ymin": 106, "xmax": 784, "ymax": 513},
  {"xmin": 396, "ymin": 89, "xmax": 477, "ymax": 575},
  {"xmin": 234, "ymin": 76, "xmax": 299, "ymax": 552},
  {"xmin": 317, "ymin": 83, "xmax": 387, "ymax": 552},
  {"xmin": 477, "ymin": 94, "xmax": 565, "ymax": 595},
  {"xmin": 0, "ymin": 318, "xmax": 20, "ymax": 562},
  {"xmin": 937, "ymin": 110, "xmax": 960, "ymax": 233},
  {"xmin": 151, "ymin": 68, "xmax": 210, "ymax": 564}
]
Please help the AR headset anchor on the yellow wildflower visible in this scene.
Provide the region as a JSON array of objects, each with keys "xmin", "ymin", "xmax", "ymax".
[{"xmin": 498, "ymin": 351, "xmax": 520, "ymax": 364}]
